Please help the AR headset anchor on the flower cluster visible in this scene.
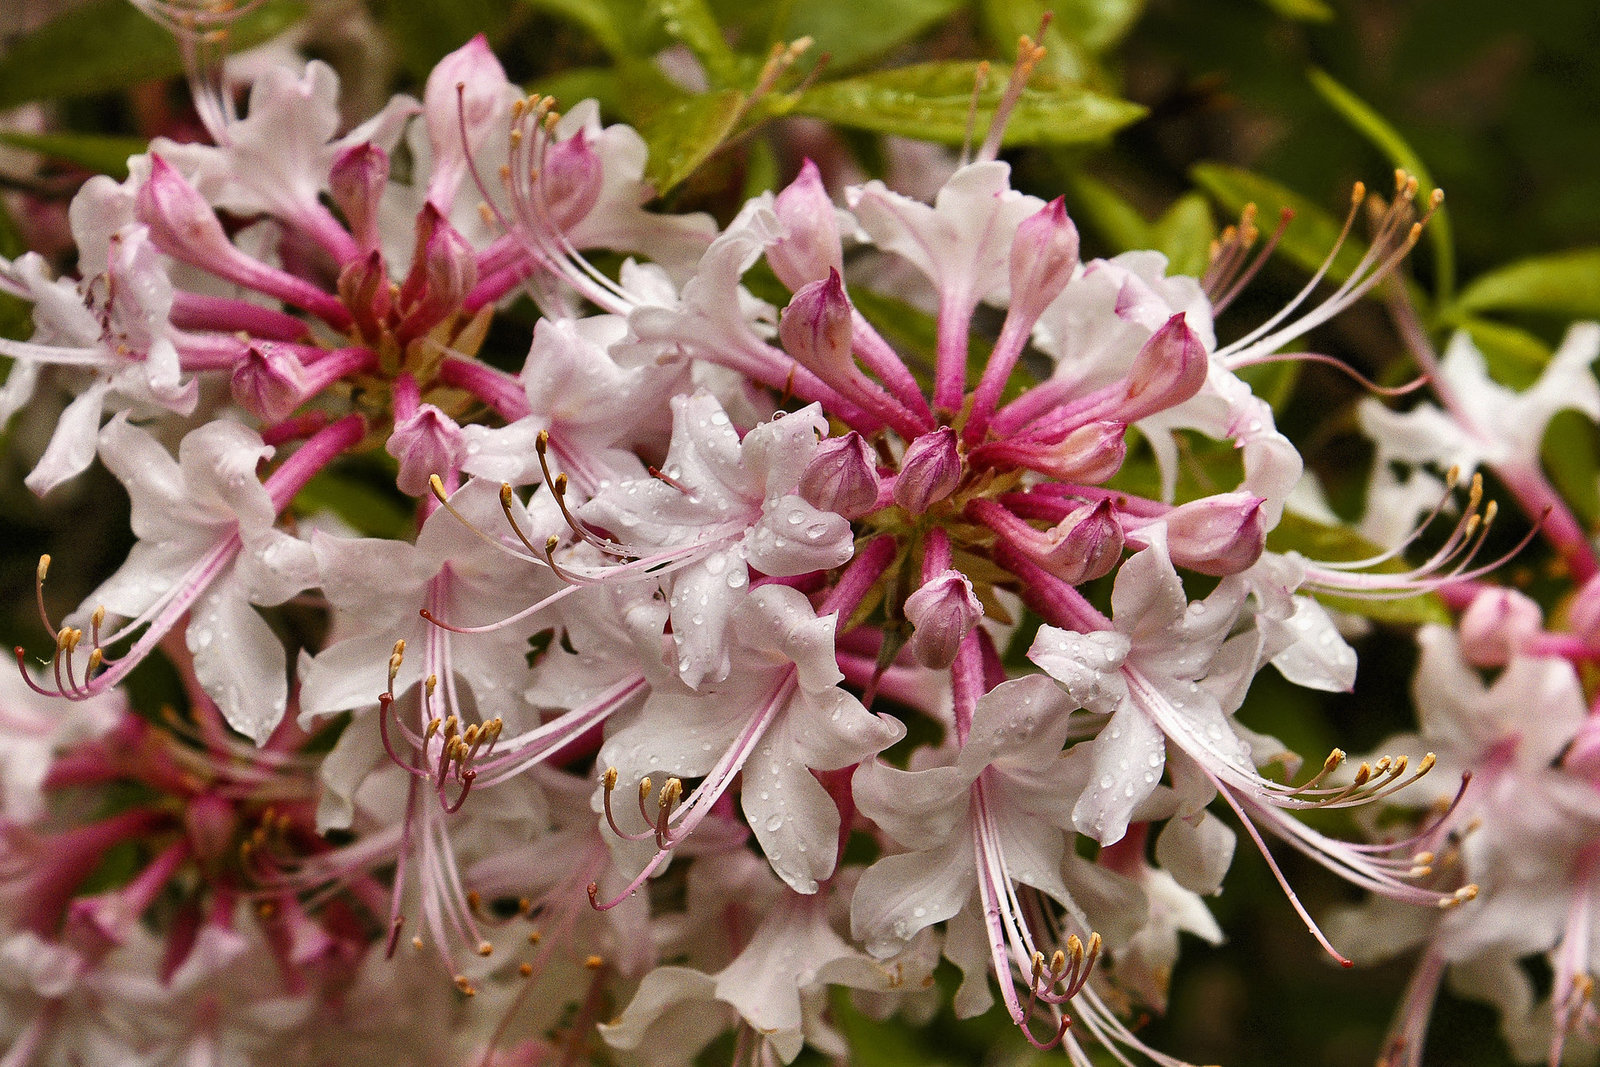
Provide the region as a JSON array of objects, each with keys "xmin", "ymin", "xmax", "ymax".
[{"xmin": 3, "ymin": 8, "xmax": 1581, "ymax": 1067}]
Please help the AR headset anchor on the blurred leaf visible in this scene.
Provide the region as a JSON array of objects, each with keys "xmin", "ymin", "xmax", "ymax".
[
  {"xmin": 634, "ymin": 86, "xmax": 747, "ymax": 194},
  {"xmin": 519, "ymin": 0, "xmax": 635, "ymax": 56},
  {"xmin": 772, "ymin": 0, "xmax": 964, "ymax": 73},
  {"xmin": 1308, "ymin": 68, "xmax": 1454, "ymax": 303},
  {"xmin": 1255, "ymin": 0, "xmax": 1334, "ymax": 21},
  {"xmin": 0, "ymin": 131, "xmax": 146, "ymax": 179},
  {"xmin": 977, "ymin": 0, "xmax": 1102, "ymax": 87},
  {"xmin": 1452, "ymin": 249, "xmax": 1600, "ymax": 319},
  {"xmin": 849, "ymin": 286, "xmax": 951, "ymax": 394},
  {"xmin": 1150, "ymin": 193, "xmax": 1216, "ymax": 278},
  {"xmin": 654, "ymin": 0, "xmax": 740, "ymax": 86},
  {"xmin": 1065, "ymin": 175, "xmax": 1214, "ymax": 277},
  {"xmin": 533, "ymin": 66, "xmax": 626, "ymax": 115},
  {"xmin": 1052, "ymin": 0, "xmax": 1148, "ymax": 53},
  {"xmin": 1459, "ymin": 316, "xmax": 1551, "ymax": 391},
  {"xmin": 1064, "ymin": 172, "xmax": 1154, "ymax": 251},
  {"xmin": 380, "ymin": 0, "xmax": 515, "ymax": 76},
  {"xmin": 295, "ymin": 471, "xmax": 413, "ymax": 540},
  {"xmin": 0, "ymin": 201, "xmax": 30, "ymax": 341},
  {"xmin": 1543, "ymin": 409, "xmax": 1600, "ymax": 527},
  {"xmin": 1267, "ymin": 513, "xmax": 1451, "ymax": 626},
  {"xmin": 0, "ymin": 0, "xmax": 305, "ymax": 108},
  {"xmin": 787, "ymin": 62, "xmax": 1143, "ymax": 146},
  {"xmin": 1190, "ymin": 163, "xmax": 1367, "ymax": 284}
]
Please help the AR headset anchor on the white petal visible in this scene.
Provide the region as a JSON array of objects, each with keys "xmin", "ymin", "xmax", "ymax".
[
  {"xmin": 1072, "ymin": 699, "xmax": 1164, "ymax": 845},
  {"xmin": 1155, "ymin": 810, "xmax": 1236, "ymax": 895},
  {"xmin": 188, "ymin": 577, "xmax": 288, "ymax": 745},
  {"xmin": 743, "ymin": 740, "xmax": 842, "ymax": 893},
  {"xmin": 24, "ymin": 380, "xmax": 108, "ymax": 496},
  {"xmin": 850, "ymin": 830, "xmax": 976, "ymax": 957},
  {"xmin": 1269, "ymin": 595, "xmax": 1358, "ymax": 692}
]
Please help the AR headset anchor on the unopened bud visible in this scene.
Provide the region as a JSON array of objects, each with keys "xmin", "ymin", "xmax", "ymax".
[
  {"xmin": 540, "ymin": 130, "xmax": 603, "ymax": 232},
  {"xmin": 337, "ymin": 249, "xmax": 392, "ymax": 338},
  {"xmin": 137, "ymin": 154, "xmax": 233, "ymax": 266},
  {"xmin": 894, "ymin": 427, "xmax": 961, "ymax": 515},
  {"xmin": 904, "ymin": 569, "xmax": 983, "ymax": 668},
  {"xmin": 387, "ymin": 404, "xmax": 468, "ymax": 497},
  {"xmin": 1161, "ymin": 492, "xmax": 1266, "ymax": 576},
  {"xmin": 1008, "ymin": 197, "xmax": 1079, "ymax": 324},
  {"xmin": 778, "ymin": 269, "xmax": 856, "ymax": 382},
  {"xmin": 231, "ymin": 344, "xmax": 309, "ymax": 422},
  {"xmin": 800, "ymin": 431, "xmax": 880, "ymax": 519},
  {"xmin": 1041, "ymin": 500, "xmax": 1124, "ymax": 584},
  {"xmin": 399, "ymin": 205, "xmax": 477, "ymax": 338},
  {"xmin": 993, "ymin": 420, "xmax": 1126, "ymax": 483},
  {"xmin": 768, "ymin": 159, "xmax": 843, "ymax": 291},
  {"xmin": 1459, "ymin": 587, "xmax": 1543, "ymax": 667},
  {"xmin": 424, "ymin": 34, "xmax": 509, "ymax": 209},
  {"xmin": 330, "ymin": 142, "xmax": 390, "ymax": 252},
  {"xmin": 1116, "ymin": 314, "xmax": 1209, "ymax": 422}
]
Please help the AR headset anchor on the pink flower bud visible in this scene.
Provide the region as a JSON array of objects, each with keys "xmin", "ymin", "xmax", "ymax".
[
  {"xmin": 337, "ymin": 249, "xmax": 392, "ymax": 339},
  {"xmin": 231, "ymin": 344, "xmax": 309, "ymax": 422},
  {"xmin": 137, "ymin": 155, "xmax": 233, "ymax": 264},
  {"xmin": 329, "ymin": 142, "xmax": 390, "ymax": 252},
  {"xmin": 387, "ymin": 402, "xmax": 467, "ymax": 496},
  {"xmin": 894, "ymin": 427, "xmax": 962, "ymax": 515},
  {"xmin": 979, "ymin": 420, "xmax": 1126, "ymax": 483},
  {"xmin": 778, "ymin": 269, "xmax": 856, "ymax": 383},
  {"xmin": 1008, "ymin": 197, "xmax": 1079, "ymax": 324},
  {"xmin": 1116, "ymin": 314, "xmax": 1209, "ymax": 422},
  {"xmin": 424, "ymin": 34, "xmax": 508, "ymax": 208},
  {"xmin": 768, "ymin": 159, "xmax": 843, "ymax": 291},
  {"xmin": 399, "ymin": 205, "xmax": 477, "ymax": 339},
  {"xmin": 904, "ymin": 569, "xmax": 984, "ymax": 668},
  {"xmin": 1161, "ymin": 492, "xmax": 1266, "ymax": 576},
  {"xmin": 1569, "ymin": 573, "xmax": 1600, "ymax": 648},
  {"xmin": 800, "ymin": 431, "xmax": 881, "ymax": 519},
  {"xmin": 1459, "ymin": 587, "xmax": 1543, "ymax": 667},
  {"xmin": 541, "ymin": 129, "xmax": 603, "ymax": 232},
  {"xmin": 1041, "ymin": 500, "xmax": 1124, "ymax": 584}
]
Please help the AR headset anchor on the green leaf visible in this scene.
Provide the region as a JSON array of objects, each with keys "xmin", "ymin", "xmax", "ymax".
[
  {"xmin": 1190, "ymin": 163, "xmax": 1368, "ymax": 284},
  {"xmin": 294, "ymin": 470, "xmax": 413, "ymax": 540},
  {"xmin": 1266, "ymin": 513, "xmax": 1452, "ymax": 626},
  {"xmin": 533, "ymin": 67, "xmax": 626, "ymax": 115},
  {"xmin": 653, "ymin": 0, "xmax": 739, "ymax": 86},
  {"xmin": 1452, "ymin": 249, "xmax": 1600, "ymax": 320},
  {"xmin": 0, "ymin": 200, "xmax": 31, "ymax": 341},
  {"xmin": 1063, "ymin": 172, "xmax": 1153, "ymax": 252},
  {"xmin": 0, "ymin": 0, "xmax": 306, "ymax": 109},
  {"xmin": 1150, "ymin": 193, "xmax": 1216, "ymax": 278},
  {"xmin": 787, "ymin": 62, "xmax": 1144, "ymax": 147},
  {"xmin": 1255, "ymin": 0, "xmax": 1334, "ymax": 21},
  {"xmin": 633, "ymin": 86, "xmax": 747, "ymax": 194},
  {"xmin": 1543, "ymin": 409, "xmax": 1600, "ymax": 527},
  {"xmin": 771, "ymin": 0, "xmax": 964, "ymax": 73},
  {"xmin": 1459, "ymin": 316, "xmax": 1551, "ymax": 391},
  {"xmin": 518, "ymin": 0, "xmax": 633, "ymax": 56},
  {"xmin": 0, "ymin": 131, "xmax": 147, "ymax": 179},
  {"xmin": 1050, "ymin": 0, "xmax": 1148, "ymax": 53},
  {"xmin": 379, "ymin": 0, "xmax": 515, "ymax": 77},
  {"xmin": 1308, "ymin": 68, "xmax": 1454, "ymax": 303},
  {"xmin": 977, "ymin": 0, "xmax": 1100, "ymax": 87}
]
